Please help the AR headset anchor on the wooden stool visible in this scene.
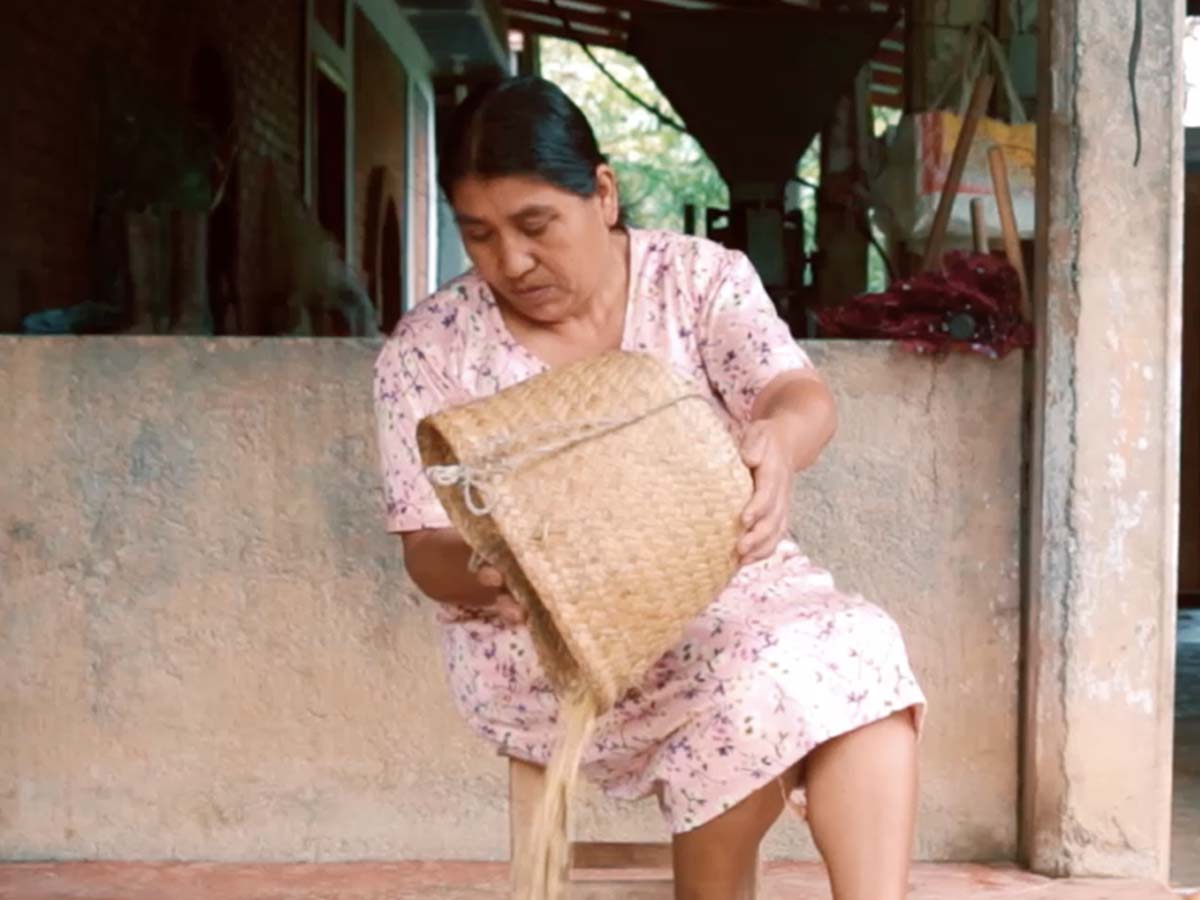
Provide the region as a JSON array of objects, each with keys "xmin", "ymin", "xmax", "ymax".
[{"xmin": 507, "ymin": 757, "xmax": 760, "ymax": 899}]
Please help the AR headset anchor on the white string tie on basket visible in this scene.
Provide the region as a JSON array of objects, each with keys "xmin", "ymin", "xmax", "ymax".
[
  {"xmin": 425, "ymin": 392, "xmax": 714, "ymax": 521},
  {"xmin": 426, "ymin": 463, "xmax": 503, "ymax": 516}
]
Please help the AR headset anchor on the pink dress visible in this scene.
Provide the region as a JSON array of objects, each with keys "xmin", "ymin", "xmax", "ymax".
[{"xmin": 373, "ymin": 228, "xmax": 926, "ymax": 833}]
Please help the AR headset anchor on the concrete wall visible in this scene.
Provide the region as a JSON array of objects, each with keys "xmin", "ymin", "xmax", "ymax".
[
  {"xmin": 0, "ymin": 337, "xmax": 1023, "ymax": 862},
  {"xmin": 1021, "ymin": 0, "xmax": 1182, "ymax": 880}
]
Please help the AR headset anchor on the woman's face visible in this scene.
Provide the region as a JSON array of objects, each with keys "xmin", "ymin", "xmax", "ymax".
[{"xmin": 450, "ymin": 166, "xmax": 621, "ymax": 323}]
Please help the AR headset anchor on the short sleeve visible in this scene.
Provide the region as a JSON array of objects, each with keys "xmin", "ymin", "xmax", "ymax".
[
  {"xmin": 699, "ymin": 248, "xmax": 816, "ymax": 423},
  {"xmin": 372, "ymin": 332, "xmax": 453, "ymax": 533}
]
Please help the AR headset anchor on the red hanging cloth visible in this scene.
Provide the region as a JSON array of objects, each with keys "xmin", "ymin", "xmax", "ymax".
[{"xmin": 815, "ymin": 251, "xmax": 1033, "ymax": 359}]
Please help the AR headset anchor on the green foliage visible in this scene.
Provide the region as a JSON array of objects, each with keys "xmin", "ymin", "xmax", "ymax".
[
  {"xmin": 541, "ymin": 38, "xmax": 901, "ymax": 295},
  {"xmin": 538, "ymin": 38, "xmax": 727, "ymax": 232}
]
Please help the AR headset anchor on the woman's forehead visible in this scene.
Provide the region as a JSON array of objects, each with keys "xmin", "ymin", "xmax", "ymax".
[{"xmin": 451, "ymin": 174, "xmax": 581, "ymax": 220}]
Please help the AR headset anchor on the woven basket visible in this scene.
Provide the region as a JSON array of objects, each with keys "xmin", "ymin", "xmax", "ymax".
[{"xmin": 416, "ymin": 351, "xmax": 752, "ymax": 712}]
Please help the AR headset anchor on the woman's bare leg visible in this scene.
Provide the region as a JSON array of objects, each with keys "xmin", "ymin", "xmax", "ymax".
[
  {"xmin": 806, "ymin": 710, "xmax": 919, "ymax": 900},
  {"xmin": 671, "ymin": 709, "xmax": 917, "ymax": 900},
  {"xmin": 671, "ymin": 775, "xmax": 783, "ymax": 900}
]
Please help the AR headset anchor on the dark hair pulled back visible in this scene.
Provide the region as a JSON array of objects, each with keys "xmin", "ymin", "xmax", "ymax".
[{"xmin": 437, "ymin": 76, "xmax": 610, "ymax": 203}]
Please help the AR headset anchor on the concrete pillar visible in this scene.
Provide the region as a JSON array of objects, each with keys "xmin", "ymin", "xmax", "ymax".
[{"xmin": 1022, "ymin": 0, "xmax": 1184, "ymax": 879}]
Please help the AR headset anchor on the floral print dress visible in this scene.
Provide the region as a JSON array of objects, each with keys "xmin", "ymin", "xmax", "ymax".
[{"xmin": 373, "ymin": 228, "xmax": 926, "ymax": 833}]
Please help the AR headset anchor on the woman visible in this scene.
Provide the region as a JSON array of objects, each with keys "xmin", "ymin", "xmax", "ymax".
[{"xmin": 374, "ymin": 76, "xmax": 925, "ymax": 900}]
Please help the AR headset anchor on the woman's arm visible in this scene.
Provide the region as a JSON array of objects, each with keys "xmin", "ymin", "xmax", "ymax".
[
  {"xmin": 689, "ymin": 244, "xmax": 836, "ymax": 567},
  {"xmin": 748, "ymin": 370, "xmax": 837, "ymax": 470},
  {"xmin": 736, "ymin": 370, "xmax": 838, "ymax": 565},
  {"xmin": 402, "ymin": 528, "xmax": 527, "ymax": 624},
  {"xmin": 375, "ymin": 327, "xmax": 527, "ymax": 622}
]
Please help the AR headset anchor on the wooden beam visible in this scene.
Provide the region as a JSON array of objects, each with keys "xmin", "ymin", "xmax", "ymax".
[
  {"xmin": 921, "ymin": 75, "xmax": 995, "ymax": 270},
  {"xmin": 505, "ymin": 0, "xmax": 629, "ymax": 31},
  {"xmin": 571, "ymin": 841, "xmax": 673, "ymax": 871},
  {"xmin": 815, "ymin": 0, "xmax": 873, "ymax": 307},
  {"xmin": 545, "ymin": 0, "xmax": 820, "ymax": 14},
  {"xmin": 872, "ymin": 47, "xmax": 906, "ymax": 68},
  {"xmin": 970, "ymin": 198, "xmax": 990, "ymax": 253},
  {"xmin": 577, "ymin": 0, "xmax": 720, "ymax": 14},
  {"xmin": 506, "ymin": 14, "xmax": 629, "ymax": 49},
  {"xmin": 905, "ymin": 0, "xmax": 928, "ymax": 111},
  {"xmin": 993, "ymin": 0, "xmax": 1015, "ymax": 120},
  {"xmin": 869, "ymin": 67, "xmax": 904, "ymax": 88},
  {"xmin": 558, "ymin": 0, "xmax": 682, "ymax": 13},
  {"xmin": 994, "ymin": 0, "xmax": 1013, "ymax": 44},
  {"xmin": 987, "ymin": 145, "xmax": 1030, "ymax": 318},
  {"xmin": 508, "ymin": 758, "xmax": 559, "ymax": 897},
  {"xmin": 565, "ymin": 882, "xmax": 673, "ymax": 899},
  {"xmin": 871, "ymin": 91, "xmax": 904, "ymax": 108}
]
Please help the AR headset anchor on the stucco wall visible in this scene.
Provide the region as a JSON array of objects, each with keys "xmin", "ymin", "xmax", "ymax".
[
  {"xmin": 1021, "ymin": 0, "xmax": 1182, "ymax": 880},
  {"xmin": 0, "ymin": 337, "xmax": 1023, "ymax": 862}
]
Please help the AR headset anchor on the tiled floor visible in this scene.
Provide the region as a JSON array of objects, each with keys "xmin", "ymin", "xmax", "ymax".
[
  {"xmin": 0, "ymin": 862, "xmax": 1185, "ymax": 900},
  {"xmin": 1174, "ymin": 608, "xmax": 1200, "ymax": 889}
]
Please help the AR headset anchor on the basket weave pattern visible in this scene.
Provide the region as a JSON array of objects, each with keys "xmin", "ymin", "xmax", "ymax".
[{"xmin": 417, "ymin": 351, "xmax": 752, "ymax": 711}]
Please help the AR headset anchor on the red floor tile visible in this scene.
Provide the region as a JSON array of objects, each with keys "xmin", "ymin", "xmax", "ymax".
[{"xmin": 0, "ymin": 861, "xmax": 1181, "ymax": 900}]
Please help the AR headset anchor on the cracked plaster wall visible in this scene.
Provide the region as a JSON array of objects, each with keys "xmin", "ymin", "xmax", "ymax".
[
  {"xmin": 0, "ymin": 337, "xmax": 1022, "ymax": 862},
  {"xmin": 1022, "ymin": 0, "xmax": 1183, "ymax": 880}
]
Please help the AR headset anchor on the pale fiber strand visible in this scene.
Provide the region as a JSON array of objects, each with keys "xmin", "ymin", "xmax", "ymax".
[{"xmin": 521, "ymin": 690, "xmax": 598, "ymax": 900}]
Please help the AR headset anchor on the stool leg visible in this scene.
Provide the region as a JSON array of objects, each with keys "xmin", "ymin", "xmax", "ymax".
[{"xmin": 509, "ymin": 757, "xmax": 564, "ymax": 899}]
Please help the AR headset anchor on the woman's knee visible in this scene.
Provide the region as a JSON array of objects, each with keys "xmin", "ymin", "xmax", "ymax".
[
  {"xmin": 688, "ymin": 769, "xmax": 795, "ymax": 852},
  {"xmin": 672, "ymin": 780, "xmax": 782, "ymax": 899}
]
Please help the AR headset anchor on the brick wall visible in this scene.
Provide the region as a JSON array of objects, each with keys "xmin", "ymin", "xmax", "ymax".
[
  {"xmin": 0, "ymin": 0, "xmax": 304, "ymax": 332},
  {"xmin": 353, "ymin": 9, "xmax": 407, "ymax": 315},
  {"xmin": 315, "ymin": 0, "xmax": 346, "ymax": 46}
]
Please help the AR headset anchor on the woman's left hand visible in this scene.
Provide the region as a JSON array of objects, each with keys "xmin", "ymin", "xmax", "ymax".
[{"xmin": 736, "ymin": 418, "xmax": 794, "ymax": 566}]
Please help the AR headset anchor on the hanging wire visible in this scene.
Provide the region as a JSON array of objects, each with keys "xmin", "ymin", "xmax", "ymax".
[
  {"xmin": 545, "ymin": 0, "xmax": 688, "ymax": 133},
  {"xmin": 543, "ymin": 0, "xmax": 896, "ymax": 283}
]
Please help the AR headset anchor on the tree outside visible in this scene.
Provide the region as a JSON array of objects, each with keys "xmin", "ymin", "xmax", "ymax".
[
  {"xmin": 538, "ymin": 37, "xmax": 727, "ymax": 233},
  {"xmin": 539, "ymin": 37, "xmax": 895, "ymax": 295}
]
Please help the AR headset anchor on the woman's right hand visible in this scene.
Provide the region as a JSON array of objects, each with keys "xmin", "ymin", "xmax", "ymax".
[
  {"xmin": 475, "ymin": 564, "xmax": 528, "ymax": 625},
  {"xmin": 401, "ymin": 528, "xmax": 528, "ymax": 624}
]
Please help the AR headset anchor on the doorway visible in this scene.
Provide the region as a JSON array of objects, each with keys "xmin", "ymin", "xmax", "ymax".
[
  {"xmin": 380, "ymin": 198, "xmax": 402, "ymax": 332},
  {"xmin": 188, "ymin": 46, "xmax": 239, "ymax": 334}
]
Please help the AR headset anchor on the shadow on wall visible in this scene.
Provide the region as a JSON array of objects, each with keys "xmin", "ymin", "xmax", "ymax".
[{"xmin": 363, "ymin": 166, "xmax": 404, "ymax": 335}]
